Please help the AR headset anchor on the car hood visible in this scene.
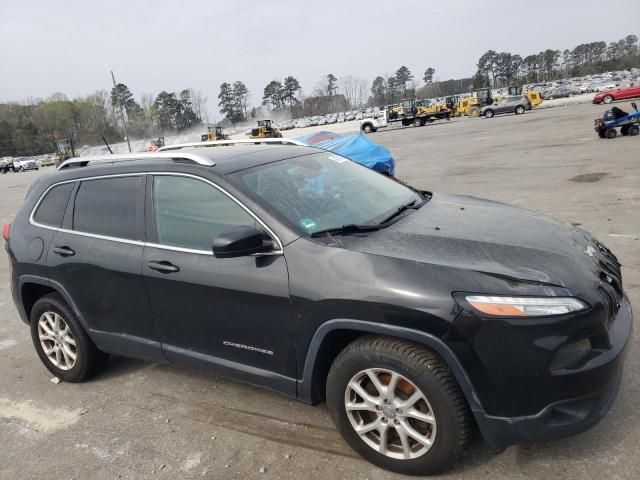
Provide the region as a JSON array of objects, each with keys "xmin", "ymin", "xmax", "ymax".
[{"xmin": 343, "ymin": 193, "xmax": 607, "ymax": 288}]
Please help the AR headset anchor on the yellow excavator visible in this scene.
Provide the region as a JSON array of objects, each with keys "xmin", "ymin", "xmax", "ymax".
[
  {"xmin": 248, "ymin": 119, "xmax": 282, "ymax": 139},
  {"xmin": 201, "ymin": 126, "xmax": 230, "ymax": 142}
]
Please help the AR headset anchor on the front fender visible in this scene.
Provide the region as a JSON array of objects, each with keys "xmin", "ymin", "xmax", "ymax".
[{"xmin": 297, "ymin": 318, "xmax": 484, "ymax": 414}]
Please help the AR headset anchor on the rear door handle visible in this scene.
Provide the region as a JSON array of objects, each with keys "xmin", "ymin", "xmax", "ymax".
[
  {"xmin": 147, "ymin": 261, "xmax": 180, "ymax": 274},
  {"xmin": 52, "ymin": 246, "xmax": 75, "ymax": 257}
]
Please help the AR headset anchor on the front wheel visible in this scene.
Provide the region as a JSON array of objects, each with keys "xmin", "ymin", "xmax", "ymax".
[
  {"xmin": 413, "ymin": 118, "xmax": 422, "ymax": 127},
  {"xmin": 515, "ymin": 105, "xmax": 525, "ymax": 115},
  {"xmin": 30, "ymin": 293, "xmax": 108, "ymax": 382},
  {"xmin": 603, "ymin": 95, "xmax": 614, "ymax": 104},
  {"xmin": 363, "ymin": 123, "xmax": 373, "ymax": 134},
  {"xmin": 326, "ymin": 336, "xmax": 470, "ymax": 475},
  {"xmin": 629, "ymin": 125, "xmax": 639, "ymax": 136},
  {"xmin": 484, "ymin": 109, "xmax": 495, "ymax": 118},
  {"xmin": 605, "ymin": 128, "xmax": 617, "ymax": 139}
]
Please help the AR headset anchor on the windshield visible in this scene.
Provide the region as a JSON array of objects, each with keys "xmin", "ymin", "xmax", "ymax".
[{"xmin": 232, "ymin": 153, "xmax": 423, "ymax": 235}]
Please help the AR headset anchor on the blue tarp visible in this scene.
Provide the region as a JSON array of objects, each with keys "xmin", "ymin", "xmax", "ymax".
[{"xmin": 296, "ymin": 131, "xmax": 395, "ymax": 176}]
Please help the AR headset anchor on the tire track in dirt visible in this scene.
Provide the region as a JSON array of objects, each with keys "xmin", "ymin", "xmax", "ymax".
[{"xmin": 132, "ymin": 391, "xmax": 357, "ymax": 459}]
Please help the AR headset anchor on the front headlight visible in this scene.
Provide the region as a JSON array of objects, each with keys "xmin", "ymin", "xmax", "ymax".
[{"xmin": 465, "ymin": 295, "xmax": 588, "ymax": 317}]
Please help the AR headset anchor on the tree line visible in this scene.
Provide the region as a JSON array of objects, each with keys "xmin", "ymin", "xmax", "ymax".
[
  {"xmin": 1, "ymin": 33, "xmax": 638, "ymax": 156},
  {"xmin": 0, "ymin": 85, "xmax": 207, "ymax": 157},
  {"xmin": 473, "ymin": 34, "xmax": 639, "ymax": 87}
]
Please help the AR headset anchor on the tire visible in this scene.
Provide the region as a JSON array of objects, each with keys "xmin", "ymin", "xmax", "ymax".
[
  {"xmin": 515, "ymin": 105, "xmax": 525, "ymax": 115},
  {"xmin": 598, "ymin": 130, "xmax": 606, "ymax": 138},
  {"xmin": 484, "ymin": 109, "xmax": 495, "ymax": 118},
  {"xmin": 30, "ymin": 293, "xmax": 108, "ymax": 382},
  {"xmin": 468, "ymin": 106, "xmax": 480, "ymax": 118},
  {"xmin": 19, "ymin": 166, "xmax": 24, "ymax": 172},
  {"xmin": 605, "ymin": 128, "xmax": 617, "ymax": 139},
  {"xmin": 363, "ymin": 123, "xmax": 373, "ymax": 134},
  {"xmin": 326, "ymin": 336, "xmax": 470, "ymax": 476},
  {"xmin": 413, "ymin": 118, "xmax": 422, "ymax": 128},
  {"xmin": 621, "ymin": 125, "xmax": 629, "ymax": 136},
  {"xmin": 629, "ymin": 125, "xmax": 639, "ymax": 136},
  {"xmin": 603, "ymin": 95, "xmax": 614, "ymax": 104}
]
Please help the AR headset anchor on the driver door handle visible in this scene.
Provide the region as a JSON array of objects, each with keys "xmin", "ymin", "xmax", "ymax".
[
  {"xmin": 52, "ymin": 246, "xmax": 75, "ymax": 257},
  {"xmin": 147, "ymin": 260, "xmax": 180, "ymax": 274}
]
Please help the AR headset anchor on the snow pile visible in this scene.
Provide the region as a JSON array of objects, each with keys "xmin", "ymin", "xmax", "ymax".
[{"xmin": 537, "ymin": 93, "xmax": 594, "ymax": 109}]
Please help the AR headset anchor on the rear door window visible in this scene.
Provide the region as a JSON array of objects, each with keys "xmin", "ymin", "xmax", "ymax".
[
  {"xmin": 33, "ymin": 183, "xmax": 74, "ymax": 227},
  {"xmin": 73, "ymin": 176, "xmax": 142, "ymax": 240},
  {"xmin": 152, "ymin": 175, "xmax": 255, "ymax": 251}
]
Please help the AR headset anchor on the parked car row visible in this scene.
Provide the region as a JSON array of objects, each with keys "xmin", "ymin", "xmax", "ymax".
[
  {"xmin": 270, "ymin": 108, "xmax": 383, "ymax": 131},
  {"xmin": 0, "ymin": 154, "xmax": 57, "ymax": 173}
]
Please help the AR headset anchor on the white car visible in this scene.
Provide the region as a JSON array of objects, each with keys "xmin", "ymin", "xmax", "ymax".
[{"xmin": 13, "ymin": 157, "xmax": 39, "ymax": 172}]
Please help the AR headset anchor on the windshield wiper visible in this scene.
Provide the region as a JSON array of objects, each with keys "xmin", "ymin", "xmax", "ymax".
[
  {"xmin": 310, "ymin": 198, "xmax": 427, "ymax": 238},
  {"xmin": 310, "ymin": 223, "xmax": 384, "ymax": 238},
  {"xmin": 377, "ymin": 198, "xmax": 427, "ymax": 225}
]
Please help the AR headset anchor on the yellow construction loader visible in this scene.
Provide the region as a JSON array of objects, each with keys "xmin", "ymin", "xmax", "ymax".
[
  {"xmin": 54, "ymin": 139, "xmax": 76, "ymax": 167},
  {"xmin": 248, "ymin": 120, "xmax": 282, "ymax": 139},
  {"xmin": 201, "ymin": 126, "xmax": 230, "ymax": 142},
  {"xmin": 454, "ymin": 89, "xmax": 494, "ymax": 117}
]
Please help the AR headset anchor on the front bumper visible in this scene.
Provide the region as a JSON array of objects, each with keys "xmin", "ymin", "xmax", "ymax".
[
  {"xmin": 475, "ymin": 361, "xmax": 623, "ymax": 450},
  {"xmin": 468, "ymin": 295, "xmax": 632, "ymax": 450}
]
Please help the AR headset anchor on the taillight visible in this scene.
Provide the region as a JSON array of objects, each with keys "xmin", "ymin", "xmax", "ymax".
[{"xmin": 2, "ymin": 223, "xmax": 10, "ymax": 241}]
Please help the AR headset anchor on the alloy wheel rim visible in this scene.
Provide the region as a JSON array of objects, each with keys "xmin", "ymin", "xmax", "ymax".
[
  {"xmin": 38, "ymin": 312, "xmax": 77, "ymax": 370},
  {"xmin": 344, "ymin": 368, "xmax": 437, "ymax": 460}
]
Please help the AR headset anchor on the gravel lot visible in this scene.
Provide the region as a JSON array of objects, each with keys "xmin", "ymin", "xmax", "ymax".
[{"xmin": 1, "ymin": 102, "xmax": 638, "ymax": 480}]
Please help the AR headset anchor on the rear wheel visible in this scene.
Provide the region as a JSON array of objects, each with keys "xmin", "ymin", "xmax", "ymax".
[
  {"xmin": 413, "ymin": 118, "xmax": 422, "ymax": 127},
  {"xmin": 468, "ymin": 106, "xmax": 480, "ymax": 118},
  {"xmin": 484, "ymin": 109, "xmax": 495, "ymax": 118},
  {"xmin": 629, "ymin": 125, "xmax": 639, "ymax": 136},
  {"xmin": 621, "ymin": 125, "xmax": 630, "ymax": 136},
  {"xmin": 515, "ymin": 105, "xmax": 525, "ymax": 115},
  {"xmin": 30, "ymin": 293, "xmax": 108, "ymax": 382},
  {"xmin": 326, "ymin": 336, "xmax": 470, "ymax": 475},
  {"xmin": 605, "ymin": 128, "xmax": 617, "ymax": 139},
  {"xmin": 603, "ymin": 95, "xmax": 614, "ymax": 104},
  {"xmin": 363, "ymin": 123, "xmax": 373, "ymax": 134}
]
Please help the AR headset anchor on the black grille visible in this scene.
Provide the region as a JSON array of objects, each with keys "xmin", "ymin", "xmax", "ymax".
[{"xmin": 595, "ymin": 242, "xmax": 623, "ymax": 324}]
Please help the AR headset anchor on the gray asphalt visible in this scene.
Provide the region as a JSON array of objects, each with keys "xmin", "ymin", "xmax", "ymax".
[{"xmin": 1, "ymin": 102, "xmax": 638, "ymax": 479}]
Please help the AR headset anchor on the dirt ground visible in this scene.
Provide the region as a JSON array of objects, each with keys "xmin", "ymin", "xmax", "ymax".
[{"xmin": 1, "ymin": 102, "xmax": 638, "ymax": 479}]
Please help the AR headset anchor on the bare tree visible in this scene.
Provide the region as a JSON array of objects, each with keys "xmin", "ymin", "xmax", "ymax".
[
  {"xmin": 189, "ymin": 89, "xmax": 208, "ymax": 124},
  {"xmin": 355, "ymin": 77, "xmax": 370, "ymax": 107},
  {"xmin": 340, "ymin": 75, "xmax": 356, "ymax": 108}
]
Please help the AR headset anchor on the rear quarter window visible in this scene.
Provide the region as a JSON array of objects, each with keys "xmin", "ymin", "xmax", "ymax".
[
  {"xmin": 73, "ymin": 176, "xmax": 141, "ymax": 240},
  {"xmin": 33, "ymin": 183, "xmax": 74, "ymax": 227}
]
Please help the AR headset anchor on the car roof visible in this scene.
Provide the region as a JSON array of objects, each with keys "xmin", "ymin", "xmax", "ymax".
[
  {"xmin": 46, "ymin": 143, "xmax": 323, "ymax": 185},
  {"xmin": 171, "ymin": 144, "xmax": 320, "ymax": 174}
]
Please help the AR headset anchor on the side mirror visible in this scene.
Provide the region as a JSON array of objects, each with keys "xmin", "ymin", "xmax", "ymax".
[{"xmin": 212, "ymin": 226, "xmax": 273, "ymax": 258}]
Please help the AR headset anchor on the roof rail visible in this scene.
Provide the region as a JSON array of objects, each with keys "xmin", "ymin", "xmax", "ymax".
[
  {"xmin": 157, "ymin": 137, "xmax": 306, "ymax": 151},
  {"xmin": 56, "ymin": 152, "xmax": 215, "ymax": 170}
]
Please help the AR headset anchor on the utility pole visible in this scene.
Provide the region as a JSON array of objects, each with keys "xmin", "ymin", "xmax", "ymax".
[{"xmin": 111, "ymin": 70, "xmax": 132, "ymax": 153}]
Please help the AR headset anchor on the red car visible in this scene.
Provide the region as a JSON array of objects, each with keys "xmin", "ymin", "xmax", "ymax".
[{"xmin": 593, "ymin": 83, "xmax": 640, "ymax": 104}]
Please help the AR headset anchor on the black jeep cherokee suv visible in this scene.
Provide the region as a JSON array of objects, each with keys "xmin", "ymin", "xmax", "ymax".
[{"xmin": 4, "ymin": 143, "xmax": 632, "ymax": 475}]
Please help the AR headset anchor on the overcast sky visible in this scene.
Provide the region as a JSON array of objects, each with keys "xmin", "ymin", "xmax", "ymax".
[{"xmin": 1, "ymin": 0, "xmax": 638, "ymax": 118}]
